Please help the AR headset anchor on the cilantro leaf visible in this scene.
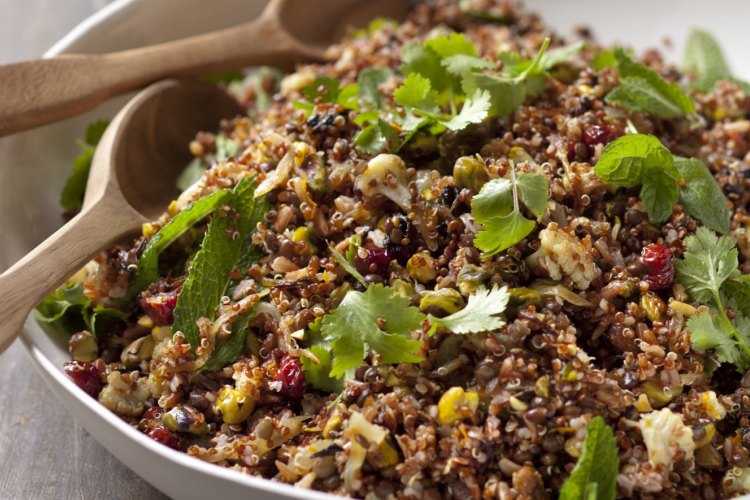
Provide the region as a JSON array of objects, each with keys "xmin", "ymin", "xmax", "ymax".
[
  {"xmin": 676, "ymin": 227, "xmax": 750, "ymax": 371},
  {"xmin": 559, "ymin": 416, "xmax": 619, "ymax": 500},
  {"xmin": 673, "ymin": 156, "xmax": 730, "ymax": 234},
  {"xmin": 474, "ymin": 210, "xmax": 535, "ymax": 257},
  {"xmin": 394, "ymin": 73, "xmax": 439, "ymax": 112},
  {"xmin": 357, "ymin": 68, "xmax": 392, "ymax": 108},
  {"xmin": 400, "ymin": 42, "xmax": 447, "ymax": 91},
  {"xmin": 461, "ymin": 72, "xmax": 525, "ymax": 117},
  {"xmin": 516, "ymin": 173, "xmax": 548, "ymax": 220},
  {"xmin": 60, "ymin": 120, "xmax": 110, "ymax": 211},
  {"xmin": 539, "ymin": 41, "xmax": 586, "ymax": 71},
  {"xmin": 683, "ymin": 29, "xmax": 732, "ymax": 92},
  {"xmin": 353, "ymin": 119, "xmax": 401, "ymax": 154},
  {"xmin": 593, "ymin": 50, "xmax": 617, "ymax": 71},
  {"xmin": 441, "ymin": 89, "xmax": 491, "ymax": 130},
  {"xmin": 425, "ymin": 32, "xmax": 477, "ymax": 59},
  {"xmin": 470, "ymin": 178, "xmax": 513, "ymax": 223},
  {"xmin": 321, "ymin": 284, "xmax": 425, "ymax": 378},
  {"xmin": 606, "ymin": 48, "xmax": 694, "ymax": 119},
  {"xmin": 427, "ymin": 286, "xmax": 509, "ymax": 335},
  {"xmin": 300, "ymin": 318, "xmax": 345, "ymax": 392},
  {"xmin": 126, "ymin": 188, "xmax": 232, "ymax": 301},
  {"xmin": 442, "ymin": 54, "xmax": 495, "ymax": 76},
  {"xmin": 172, "ymin": 177, "xmax": 263, "ymax": 348}
]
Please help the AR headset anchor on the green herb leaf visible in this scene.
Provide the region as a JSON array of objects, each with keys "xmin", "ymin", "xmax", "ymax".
[
  {"xmin": 60, "ymin": 120, "xmax": 110, "ymax": 211},
  {"xmin": 683, "ymin": 29, "xmax": 732, "ymax": 92},
  {"xmin": 172, "ymin": 177, "xmax": 262, "ymax": 348},
  {"xmin": 461, "ymin": 72, "xmax": 525, "ymax": 117},
  {"xmin": 300, "ymin": 317, "xmax": 345, "ymax": 392},
  {"xmin": 321, "ymin": 284, "xmax": 425, "ymax": 378},
  {"xmin": 593, "ymin": 50, "xmax": 617, "ymax": 71},
  {"xmin": 676, "ymin": 227, "xmax": 750, "ymax": 371},
  {"xmin": 559, "ymin": 416, "xmax": 619, "ymax": 500},
  {"xmin": 539, "ymin": 41, "xmax": 585, "ymax": 71},
  {"xmin": 470, "ymin": 178, "xmax": 513, "ymax": 224},
  {"xmin": 474, "ymin": 210, "xmax": 535, "ymax": 257},
  {"xmin": 441, "ymin": 88, "xmax": 491, "ymax": 130},
  {"xmin": 425, "ymin": 32, "xmax": 477, "ymax": 59},
  {"xmin": 35, "ymin": 283, "xmax": 90, "ymax": 326},
  {"xmin": 427, "ymin": 286, "xmax": 509, "ymax": 335},
  {"xmin": 329, "ymin": 244, "xmax": 367, "ymax": 287},
  {"xmin": 640, "ymin": 168, "xmax": 679, "ymax": 224},
  {"xmin": 606, "ymin": 48, "xmax": 694, "ymax": 119},
  {"xmin": 516, "ymin": 173, "xmax": 549, "ymax": 220},
  {"xmin": 36, "ymin": 282, "xmax": 126, "ymax": 337},
  {"xmin": 126, "ymin": 189, "xmax": 232, "ymax": 301},
  {"xmin": 400, "ymin": 42, "xmax": 447, "ymax": 91},
  {"xmin": 357, "ymin": 68, "xmax": 393, "ymax": 108},
  {"xmin": 353, "ymin": 119, "xmax": 401, "ymax": 154},
  {"xmin": 673, "ymin": 156, "xmax": 730, "ymax": 233},
  {"xmin": 394, "ymin": 73, "xmax": 440, "ymax": 112},
  {"xmin": 202, "ymin": 296, "xmax": 266, "ymax": 372},
  {"xmin": 442, "ymin": 54, "xmax": 495, "ymax": 76}
]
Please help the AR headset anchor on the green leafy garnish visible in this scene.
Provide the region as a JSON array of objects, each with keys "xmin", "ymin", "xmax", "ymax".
[
  {"xmin": 472, "ymin": 164, "xmax": 548, "ymax": 257},
  {"xmin": 36, "ymin": 282, "xmax": 126, "ymax": 337},
  {"xmin": 673, "ymin": 156, "xmax": 730, "ymax": 233},
  {"xmin": 427, "ymin": 286, "xmax": 509, "ymax": 335},
  {"xmin": 320, "ymin": 284, "xmax": 425, "ymax": 378},
  {"xmin": 172, "ymin": 177, "xmax": 263, "ymax": 348},
  {"xmin": 592, "ymin": 49, "xmax": 617, "ymax": 71},
  {"xmin": 328, "ymin": 244, "xmax": 367, "ymax": 287},
  {"xmin": 300, "ymin": 317, "xmax": 345, "ymax": 392},
  {"xmin": 357, "ymin": 68, "xmax": 393, "ymax": 108},
  {"xmin": 682, "ymin": 29, "xmax": 750, "ymax": 93},
  {"xmin": 605, "ymin": 48, "xmax": 694, "ymax": 119},
  {"xmin": 126, "ymin": 189, "xmax": 232, "ymax": 301},
  {"xmin": 559, "ymin": 416, "xmax": 619, "ymax": 500},
  {"xmin": 676, "ymin": 228, "xmax": 750, "ymax": 372},
  {"xmin": 594, "ymin": 134, "xmax": 681, "ymax": 224},
  {"xmin": 60, "ymin": 120, "xmax": 110, "ymax": 212}
]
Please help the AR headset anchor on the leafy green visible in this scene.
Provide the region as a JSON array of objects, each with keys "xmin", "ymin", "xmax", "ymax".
[
  {"xmin": 427, "ymin": 286, "xmax": 509, "ymax": 335},
  {"xmin": 300, "ymin": 317, "xmax": 345, "ymax": 392},
  {"xmin": 605, "ymin": 48, "xmax": 694, "ymax": 119},
  {"xmin": 357, "ymin": 68, "xmax": 393, "ymax": 108},
  {"xmin": 201, "ymin": 296, "xmax": 266, "ymax": 372},
  {"xmin": 353, "ymin": 118, "xmax": 401, "ymax": 154},
  {"xmin": 593, "ymin": 50, "xmax": 617, "ymax": 71},
  {"xmin": 683, "ymin": 29, "xmax": 733, "ymax": 92},
  {"xmin": 328, "ymin": 243, "xmax": 367, "ymax": 287},
  {"xmin": 673, "ymin": 156, "xmax": 730, "ymax": 233},
  {"xmin": 36, "ymin": 282, "xmax": 126, "ymax": 337},
  {"xmin": 676, "ymin": 227, "xmax": 750, "ymax": 371},
  {"xmin": 559, "ymin": 416, "xmax": 619, "ymax": 500},
  {"xmin": 172, "ymin": 177, "xmax": 263, "ymax": 348},
  {"xmin": 539, "ymin": 41, "xmax": 586, "ymax": 71},
  {"xmin": 471, "ymin": 164, "xmax": 548, "ymax": 257},
  {"xmin": 594, "ymin": 134, "xmax": 682, "ymax": 223},
  {"xmin": 60, "ymin": 120, "xmax": 110, "ymax": 211},
  {"xmin": 320, "ymin": 284, "xmax": 425, "ymax": 378},
  {"xmin": 126, "ymin": 189, "xmax": 232, "ymax": 301}
]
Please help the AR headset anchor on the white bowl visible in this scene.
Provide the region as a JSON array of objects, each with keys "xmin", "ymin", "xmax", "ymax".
[{"xmin": 1, "ymin": 1, "xmax": 748, "ymax": 498}]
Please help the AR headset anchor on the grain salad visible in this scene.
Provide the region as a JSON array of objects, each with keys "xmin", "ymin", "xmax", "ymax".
[{"xmin": 38, "ymin": 1, "xmax": 750, "ymax": 498}]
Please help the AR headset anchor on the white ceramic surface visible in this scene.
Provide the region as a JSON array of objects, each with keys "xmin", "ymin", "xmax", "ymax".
[{"xmin": 2, "ymin": 1, "xmax": 749, "ymax": 498}]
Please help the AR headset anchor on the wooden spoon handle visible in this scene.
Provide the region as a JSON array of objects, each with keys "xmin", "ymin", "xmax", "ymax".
[
  {"xmin": 0, "ymin": 8, "xmax": 317, "ymax": 137},
  {"xmin": 0, "ymin": 201, "xmax": 142, "ymax": 354}
]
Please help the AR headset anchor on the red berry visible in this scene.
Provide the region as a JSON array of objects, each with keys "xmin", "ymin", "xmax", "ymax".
[
  {"xmin": 147, "ymin": 426, "xmax": 180, "ymax": 449},
  {"xmin": 275, "ymin": 355, "xmax": 305, "ymax": 399},
  {"xmin": 582, "ymin": 124, "xmax": 617, "ymax": 147},
  {"xmin": 354, "ymin": 244, "xmax": 391, "ymax": 278},
  {"xmin": 142, "ymin": 406, "xmax": 164, "ymax": 420},
  {"xmin": 641, "ymin": 244, "xmax": 674, "ymax": 290},
  {"xmin": 139, "ymin": 288, "xmax": 180, "ymax": 325},
  {"xmin": 63, "ymin": 360, "xmax": 102, "ymax": 398}
]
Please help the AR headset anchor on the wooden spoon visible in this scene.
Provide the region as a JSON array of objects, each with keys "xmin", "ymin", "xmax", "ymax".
[
  {"xmin": 0, "ymin": 0, "xmax": 407, "ymax": 137},
  {"xmin": 0, "ymin": 79, "xmax": 244, "ymax": 354}
]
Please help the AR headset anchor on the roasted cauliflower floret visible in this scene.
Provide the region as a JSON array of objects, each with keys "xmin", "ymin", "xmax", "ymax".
[
  {"xmin": 527, "ymin": 222, "xmax": 598, "ymax": 290},
  {"xmin": 98, "ymin": 370, "xmax": 152, "ymax": 418},
  {"xmin": 357, "ymin": 154, "xmax": 412, "ymax": 210},
  {"xmin": 634, "ymin": 408, "xmax": 695, "ymax": 470}
]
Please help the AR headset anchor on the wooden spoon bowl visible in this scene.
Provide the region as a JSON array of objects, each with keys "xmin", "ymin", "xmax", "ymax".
[{"xmin": 0, "ymin": 79, "xmax": 243, "ymax": 354}]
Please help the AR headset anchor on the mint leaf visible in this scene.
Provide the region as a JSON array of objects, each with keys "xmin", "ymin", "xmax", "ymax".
[
  {"xmin": 594, "ymin": 134, "xmax": 676, "ymax": 188},
  {"xmin": 640, "ymin": 168, "xmax": 679, "ymax": 224},
  {"xmin": 559, "ymin": 416, "xmax": 618, "ymax": 500},
  {"xmin": 606, "ymin": 48, "xmax": 694, "ymax": 119},
  {"xmin": 427, "ymin": 286, "xmax": 509, "ymax": 335},
  {"xmin": 36, "ymin": 282, "xmax": 126, "ymax": 337},
  {"xmin": 126, "ymin": 188, "xmax": 232, "ymax": 301},
  {"xmin": 172, "ymin": 177, "xmax": 263, "ymax": 348},
  {"xmin": 470, "ymin": 178, "xmax": 513, "ymax": 224},
  {"xmin": 321, "ymin": 284, "xmax": 425, "ymax": 378},
  {"xmin": 516, "ymin": 173, "xmax": 548, "ymax": 220},
  {"xmin": 674, "ymin": 156, "xmax": 730, "ymax": 233},
  {"xmin": 60, "ymin": 120, "xmax": 110, "ymax": 211},
  {"xmin": 474, "ymin": 210, "xmax": 535, "ymax": 257},
  {"xmin": 683, "ymin": 29, "xmax": 732, "ymax": 92}
]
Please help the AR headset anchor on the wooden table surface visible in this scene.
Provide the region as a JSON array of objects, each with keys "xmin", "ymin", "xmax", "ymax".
[{"xmin": 0, "ymin": 1, "xmax": 167, "ymax": 498}]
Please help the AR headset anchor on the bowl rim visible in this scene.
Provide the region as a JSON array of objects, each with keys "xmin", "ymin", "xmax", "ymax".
[{"xmin": 20, "ymin": 1, "xmax": 334, "ymax": 498}]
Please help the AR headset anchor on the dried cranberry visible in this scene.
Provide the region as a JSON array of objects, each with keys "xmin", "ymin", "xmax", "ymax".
[
  {"xmin": 582, "ymin": 124, "xmax": 617, "ymax": 147},
  {"xmin": 354, "ymin": 244, "xmax": 391, "ymax": 278},
  {"xmin": 566, "ymin": 139, "xmax": 577, "ymax": 162},
  {"xmin": 63, "ymin": 360, "xmax": 102, "ymax": 398},
  {"xmin": 641, "ymin": 244, "xmax": 674, "ymax": 290},
  {"xmin": 148, "ymin": 426, "xmax": 180, "ymax": 449},
  {"xmin": 275, "ymin": 354, "xmax": 305, "ymax": 399},
  {"xmin": 139, "ymin": 288, "xmax": 180, "ymax": 325}
]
